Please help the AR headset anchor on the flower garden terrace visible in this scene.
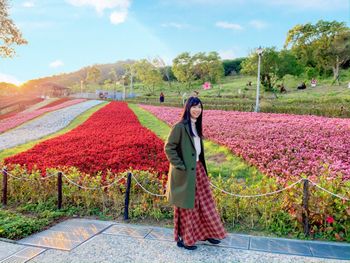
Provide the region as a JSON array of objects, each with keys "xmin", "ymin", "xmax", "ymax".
[
  {"xmin": 139, "ymin": 104, "xmax": 350, "ymax": 183},
  {"xmin": 0, "ymin": 101, "xmax": 349, "ymax": 242}
]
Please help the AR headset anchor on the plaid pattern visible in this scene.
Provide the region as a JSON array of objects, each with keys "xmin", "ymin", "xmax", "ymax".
[{"xmin": 174, "ymin": 161, "xmax": 227, "ymax": 246}]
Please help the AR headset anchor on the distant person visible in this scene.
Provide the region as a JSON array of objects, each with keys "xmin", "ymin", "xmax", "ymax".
[
  {"xmin": 279, "ymin": 84, "xmax": 287, "ymax": 93},
  {"xmin": 160, "ymin": 92, "xmax": 165, "ymax": 103},
  {"xmin": 297, "ymin": 82, "xmax": 306, "ymax": 90},
  {"xmin": 164, "ymin": 97, "xmax": 227, "ymax": 251},
  {"xmin": 311, "ymin": 78, "xmax": 317, "ymax": 87}
]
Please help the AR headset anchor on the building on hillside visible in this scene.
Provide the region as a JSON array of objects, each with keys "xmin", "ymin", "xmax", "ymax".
[{"xmin": 39, "ymin": 82, "xmax": 71, "ymax": 97}]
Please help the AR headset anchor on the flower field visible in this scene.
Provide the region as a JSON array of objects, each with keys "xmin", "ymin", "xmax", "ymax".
[
  {"xmin": 0, "ymin": 100, "xmax": 104, "ymax": 151},
  {"xmin": 139, "ymin": 105, "xmax": 350, "ymax": 182},
  {"xmin": 0, "ymin": 97, "xmax": 44, "ymax": 120},
  {"xmin": 5, "ymin": 102, "xmax": 169, "ymax": 176},
  {"xmin": 38, "ymin": 98, "xmax": 71, "ymax": 109},
  {"xmin": 0, "ymin": 99, "xmax": 86, "ymax": 133}
]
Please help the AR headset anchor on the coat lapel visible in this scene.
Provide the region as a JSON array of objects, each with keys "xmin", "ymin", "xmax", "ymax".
[{"xmin": 183, "ymin": 120, "xmax": 195, "ymax": 149}]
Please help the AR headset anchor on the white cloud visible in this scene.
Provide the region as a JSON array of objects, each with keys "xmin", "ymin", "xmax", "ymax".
[
  {"xmin": 22, "ymin": 1, "xmax": 35, "ymax": 8},
  {"xmin": 216, "ymin": 21, "xmax": 243, "ymax": 30},
  {"xmin": 218, "ymin": 50, "xmax": 237, "ymax": 60},
  {"xmin": 161, "ymin": 22, "xmax": 188, "ymax": 29},
  {"xmin": 0, "ymin": 73, "xmax": 23, "ymax": 86},
  {"xmin": 249, "ymin": 20, "xmax": 268, "ymax": 29},
  {"xmin": 49, "ymin": 60, "xmax": 64, "ymax": 68},
  {"xmin": 66, "ymin": 0, "xmax": 131, "ymax": 25},
  {"xmin": 110, "ymin": 10, "xmax": 128, "ymax": 24}
]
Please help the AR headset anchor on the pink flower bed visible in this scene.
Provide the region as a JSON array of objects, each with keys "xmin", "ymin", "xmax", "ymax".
[
  {"xmin": 0, "ymin": 99, "xmax": 86, "ymax": 133},
  {"xmin": 139, "ymin": 104, "xmax": 350, "ymax": 182}
]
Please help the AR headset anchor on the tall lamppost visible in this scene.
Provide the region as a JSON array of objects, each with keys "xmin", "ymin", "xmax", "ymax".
[
  {"xmin": 114, "ymin": 81, "xmax": 117, "ymax": 100},
  {"xmin": 80, "ymin": 80, "xmax": 83, "ymax": 95},
  {"xmin": 255, "ymin": 46, "xmax": 263, "ymax": 112}
]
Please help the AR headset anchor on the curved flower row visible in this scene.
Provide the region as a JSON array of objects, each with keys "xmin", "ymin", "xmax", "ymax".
[
  {"xmin": 0, "ymin": 98, "xmax": 86, "ymax": 133},
  {"xmin": 0, "ymin": 100, "xmax": 104, "ymax": 151},
  {"xmin": 5, "ymin": 102, "xmax": 169, "ymax": 177},
  {"xmin": 140, "ymin": 104, "xmax": 350, "ymax": 182},
  {"xmin": 22, "ymin": 98, "xmax": 60, "ymax": 113},
  {"xmin": 0, "ymin": 97, "xmax": 44, "ymax": 120}
]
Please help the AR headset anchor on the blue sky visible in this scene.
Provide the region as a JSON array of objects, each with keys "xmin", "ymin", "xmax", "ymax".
[{"xmin": 0, "ymin": 0, "xmax": 349, "ymax": 85}]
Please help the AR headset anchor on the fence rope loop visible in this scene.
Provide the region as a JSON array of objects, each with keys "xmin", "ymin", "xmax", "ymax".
[
  {"xmin": 1, "ymin": 168, "xmax": 56, "ymax": 181},
  {"xmin": 61, "ymin": 172, "xmax": 124, "ymax": 190},
  {"xmin": 1, "ymin": 168, "xmax": 349, "ymax": 201},
  {"xmin": 131, "ymin": 173, "xmax": 166, "ymax": 197},
  {"xmin": 209, "ymin": 178, "xmax": 304, "ymax": 198},
  {"xmin": 307, "ymin": 179, "xmax": 350, "ymax": 201}
]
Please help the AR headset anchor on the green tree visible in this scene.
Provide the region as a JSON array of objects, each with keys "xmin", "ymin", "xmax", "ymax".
[
  {"xmin": 222, "ymin": 58, "xmax": 244, "ymax": 76},
  {"xmin": 86, "ymin": 66, "xmax": 101, "ymax": 86},
  {"xmin": 108, "ymin": 68, "xmax": 118, "ymax": 83},
  {"xmin": 284, "ymin": 20, "xmax": 350, "ymax": 82},
  {"xmin": 193, "ymin": 52, "xmax": 224, "ymax": 85},
  {"xmin": 134, "ymin": 59, "xmax": 163, "ymax": 95},
  {"xmin": 172, "ymin": 52, "xmax": 196, "ymax": 89},
  {"xmin": 241, "ymin": 47, "xmax": 279, "ymax": 92},
  {"xmin": 241, "ymin": 48, "xmax": 302, "ymax": 92},
  {"xmin": 0, "ymin": 0, "xmax": 27, "ymax": 57}
]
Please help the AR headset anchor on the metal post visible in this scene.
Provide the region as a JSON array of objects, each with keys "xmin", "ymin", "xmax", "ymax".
[
  {"xmin": 255, "ymin": 52, "xmax": 262, "ymax": 112},
  {"xmin": 114, "ymin": 81, "xmax": 117, "ymax": 100},
  {"xmin": 130, "ymin": 74, "xmax": 134, "ymax": 97},
  {"xmin": 302, "ymin": 179, "xmax": 310, "ymax": 236},
  {"xmin": 124, "ymin": 172, "xmax": 132, "ymax": 220},
  {"xmin": 57, "ymin": 172, "xmax": 62, "ymax": 209},
  {"xmin": 2, "ymin": 169, "xmax": 7, "ymax": 206}
]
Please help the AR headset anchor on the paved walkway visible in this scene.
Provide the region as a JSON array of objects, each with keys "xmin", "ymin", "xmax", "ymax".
[{"xmin": 0, "ymin": 219, "xmax": 349, "ymax": 262}]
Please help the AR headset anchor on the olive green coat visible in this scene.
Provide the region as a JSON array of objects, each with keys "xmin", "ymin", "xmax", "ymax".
[{"xmin": 164, "ymin": 120, "xmax": 208, "ymax": 209}]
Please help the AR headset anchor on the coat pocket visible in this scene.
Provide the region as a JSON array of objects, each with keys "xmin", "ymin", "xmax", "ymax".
[{"xmin": 173, "ymin": 167, "xmax": 187, "ymax": 186}]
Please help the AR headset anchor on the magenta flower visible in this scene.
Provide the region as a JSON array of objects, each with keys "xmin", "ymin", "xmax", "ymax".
[{"xmin": 202, "ymin": 82, "xmax": 211, "ymax": 90}]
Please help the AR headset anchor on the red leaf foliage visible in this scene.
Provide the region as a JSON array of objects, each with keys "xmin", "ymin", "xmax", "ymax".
[{"xmin": 5, "ymin": 102, "xmax": 169, "ymax": 176}]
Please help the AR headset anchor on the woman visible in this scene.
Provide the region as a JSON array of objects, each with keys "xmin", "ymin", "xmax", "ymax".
[{"xmin": 164, "ymin": 96, "xmax": 227, "ymax": 250}]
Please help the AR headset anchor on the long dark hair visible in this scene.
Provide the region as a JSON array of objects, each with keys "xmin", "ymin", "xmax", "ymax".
[{"xmin": 181, "ymin": 96, "xmax": 203, "ymax": 137}]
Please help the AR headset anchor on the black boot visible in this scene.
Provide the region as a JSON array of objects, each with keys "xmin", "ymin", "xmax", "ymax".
[
  {"xmin": 177, "ymin": 239, "xmax": 198, "ymax": 250},
  {"xmin": 206, "ymin": 238, "xmax": 221, "ymax": 245}
]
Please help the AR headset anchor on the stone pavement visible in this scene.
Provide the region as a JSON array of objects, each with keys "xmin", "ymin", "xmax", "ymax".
[{"xmin": 0, "ymin": 218, "xmax": 349, "ymax": 263}]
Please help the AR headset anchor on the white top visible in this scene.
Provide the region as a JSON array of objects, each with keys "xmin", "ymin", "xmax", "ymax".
[{"xmin": 191, "ymin": 119, "xmax": 201, "ymax": 161}]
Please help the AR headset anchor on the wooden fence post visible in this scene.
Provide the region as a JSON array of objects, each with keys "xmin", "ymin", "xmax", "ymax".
[
  {"xmin": 58, "ymin": 172, "xmax": 62, "ymax": 209},
  {"xmin": 2, "ymin": 169, "xmax": 7, "ymax": 206},
  {"xmin": 302, "ymin": 179, "xmax": 310, "ymax": 236},
  {"xmin": 124, "ymin": 172, "xmax": 132, "ymax": 220}
]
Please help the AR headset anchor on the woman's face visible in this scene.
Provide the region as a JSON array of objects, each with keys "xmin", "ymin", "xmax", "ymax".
[{"xmin": 190, "ymin": 104, "xmax": 202, "ymax": 119}]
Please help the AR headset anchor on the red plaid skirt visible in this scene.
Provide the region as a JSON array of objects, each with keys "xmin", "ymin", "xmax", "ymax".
[{"xmin": 174, "ymin": 161, "xmax": 227, "ymax": 246}]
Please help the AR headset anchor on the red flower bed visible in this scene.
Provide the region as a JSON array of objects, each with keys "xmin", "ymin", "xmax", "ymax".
[
  {"xmin": 38, "ymin": 98, "xmax": 71, "ymax": 109},
  {"xmin": 5, "ymin": 102, "xmax": 169, "ymax": 177}
]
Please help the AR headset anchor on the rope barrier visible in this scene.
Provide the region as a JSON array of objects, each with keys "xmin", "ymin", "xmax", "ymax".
[
  {"xmin": 308, "ymin": 180, "xmax": 350, "ymax": 201},
  {"xmin": 2, "ymin": 168, "xmax": 56, "ymax": 181},
  {"xmin": 2, "ymin": 168, "xmax": 349, "ymax": 201},
  {"xmin": 209, "ymin": 178, "xmax": 304, "ymax": 198},
  {"xmin": 131, "ymin": 175, "xmax": 166, "ymax": 197},
  {"xmin": 1, "ymin": 168, "xmax": 124, "ymax": 190},
  {"xmin": 61, "ymin": 173, "xmax": 124, "ymax": 190}
]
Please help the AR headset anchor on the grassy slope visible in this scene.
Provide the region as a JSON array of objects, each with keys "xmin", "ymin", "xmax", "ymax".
[
  {"xmin": 128, "ymin": 103, "xmax": 264, "ymax": 185},
  {"xmin": 0, "ymin": 102, "xmax": 108, "ymax": 161}
]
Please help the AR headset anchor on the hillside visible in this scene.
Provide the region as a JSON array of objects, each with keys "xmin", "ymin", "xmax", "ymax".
[{"xmin": 15, "ymin": 60, "xmax": 135, "ymax": 95}]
